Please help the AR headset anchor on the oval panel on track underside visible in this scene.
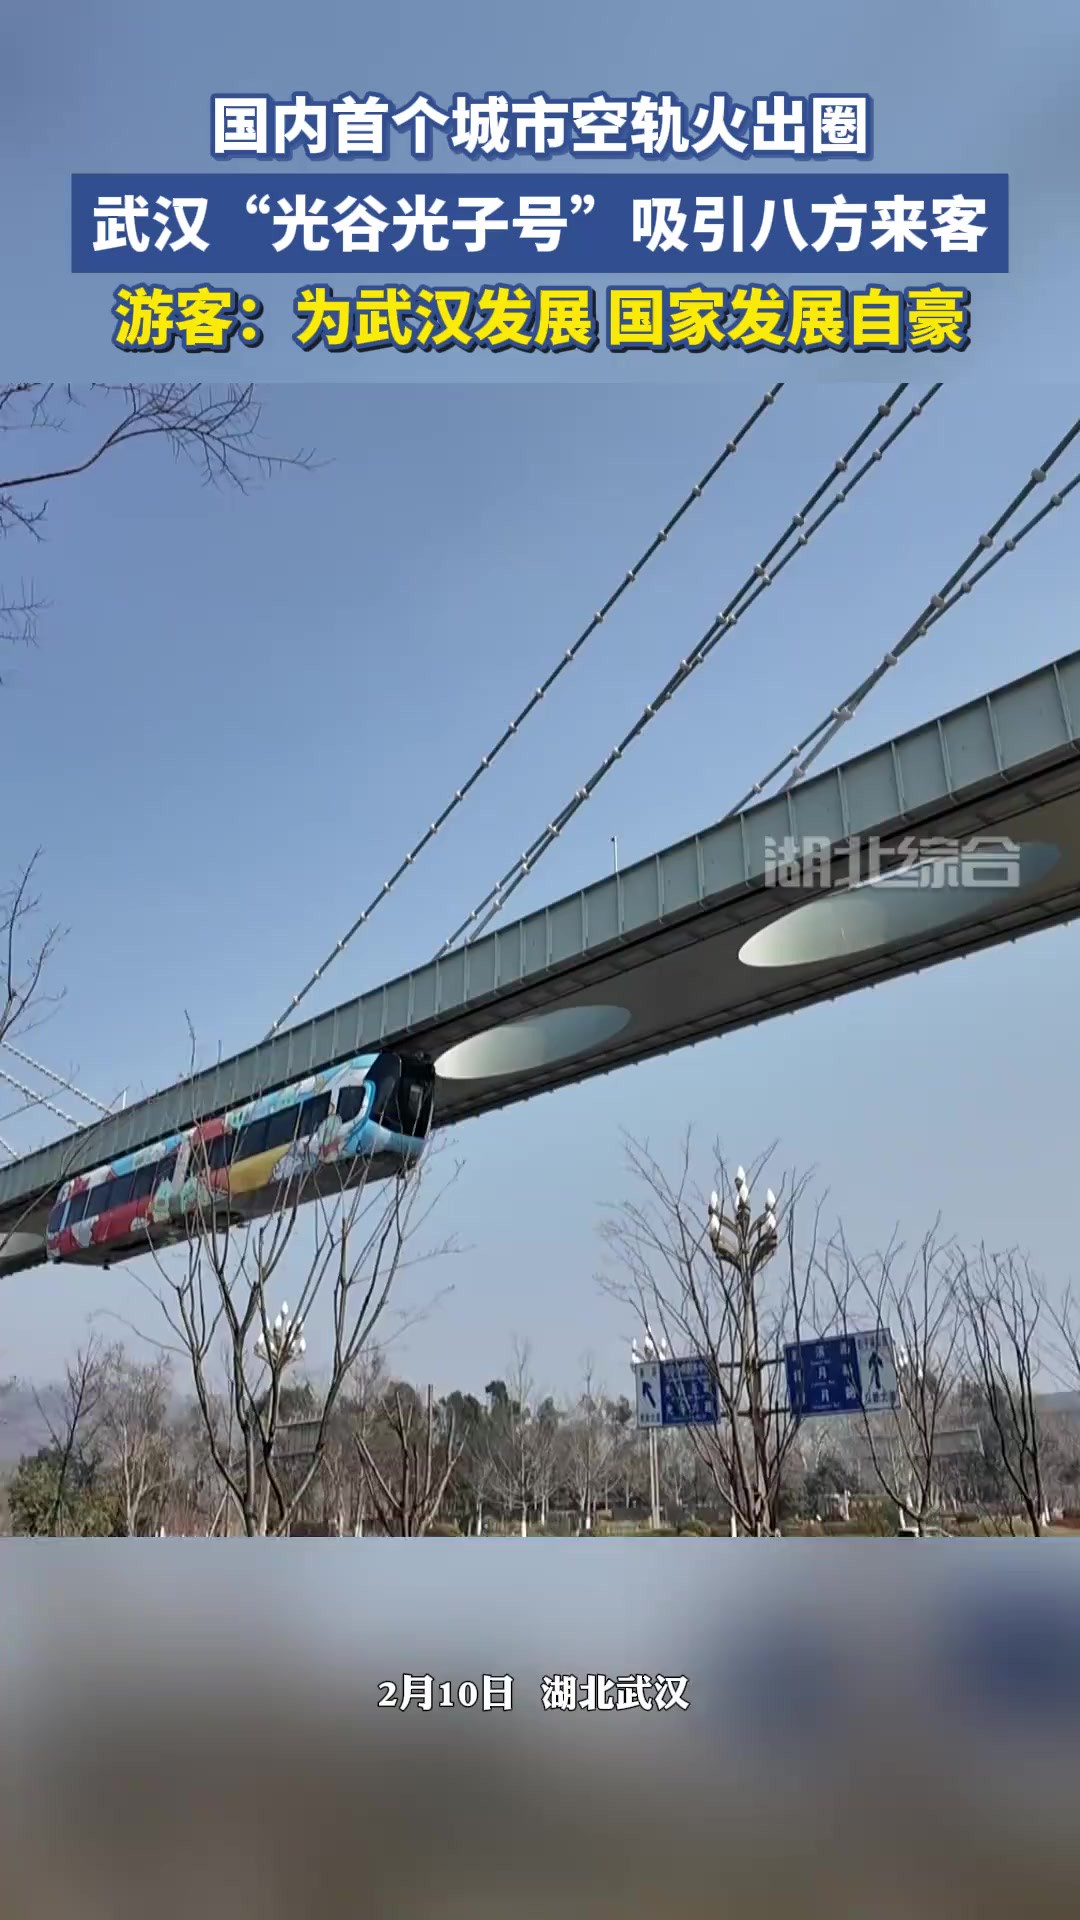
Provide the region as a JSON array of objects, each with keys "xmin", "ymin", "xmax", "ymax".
[
  {"xmin": 738, "ymin": 843, "xmax": 1062, "ymax": 969},
  {"xmin": 435, "ymin": 1004, "xmax": 632, "ymax": 1082}
]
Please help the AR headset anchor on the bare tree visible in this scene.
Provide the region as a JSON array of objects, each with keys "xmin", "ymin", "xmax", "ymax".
[
  {"xmin": 600, "ymin": 1134, "xmax": 822, "ymax": 1536},
  {"xmin": 655, "ymin": 1425, "xmax": 702, "ymax": 1516},
  {"xmin": 1040, "ymin": 1279, "xmax": 1080, "ymax": 1411},
  {"xmin": 162, "ymin": 1395, "xmax": 228, "ymax": 1535},
  {"xmin": 135, "ymin": 1119, "xmax": 455, "ymax": 1538},
  {"xmin": 36, "ymin": 1337, "xmax": 109, "ymax": 1535},
  {"xmin": 822, "ymin": 1221, "xmax": 965, "ymax": 1534},
  {"xmin": 530, "ymin": 1397, "xmax": 561, "ymax": 1530},
  {"xmin": 0, "ymin": 852, "xmax": 62, "ymax": 1057},
  {"xmin": 98, "ymin": 1347, "xmax": 174, "ymax": 1536},
  {"xmin": 564, "ymin": 1357, "xmax": 615, "ymax": 1534},
  {"xmin": 486, "ymin": 1339, "xmax": 538, "ymax": 1538},
  {"xmin": 454, "ymin": 1401, "xmax": 499, "ymax": 1538},
  {"xmin": 320, "ymin": 1347, "xmax": 387, "ymax": 1536},
  {"xmin": 355, "ymin": 1383, "xmax": 465, "ymax": 1536},
  {"xmin": 958, "ymin": 1247, "xmax": 1049, "ymax": 1535},
  {"xmin": 609, "ymin": 1397, "xmax": 647, "ymax": 1514}
]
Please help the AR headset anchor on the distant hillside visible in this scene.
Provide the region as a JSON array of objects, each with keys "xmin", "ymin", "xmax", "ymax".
[
  {"xmin": 2, "ymin": 1383, "xmax": 1077, "ymax": 1476},
  {"xmin": 1035, "ymin": 1390, "xmax": 1080, "ymax": 1416},
  {"xmin": 0, "ymin": 1383, "xmax": 64, "ymax": 1468}
]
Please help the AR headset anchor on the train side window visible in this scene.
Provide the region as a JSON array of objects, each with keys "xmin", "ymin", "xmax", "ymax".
[
  {"xmin": 337, "ymin": 1084, "xmax": 367, "ymax": 1125},
  {"xmin": 264, "ymin": 1105, "xmax": 300, "ymax": 1152},
  {"xmin": 85, "ymin": 1182, "xmax": 112, "ymax": 1218},
  {"xmin": 47, "ymin": 1200, "xmax": 65, "ymax": 1235},
  {"xmin": 298, "ymin": 1093, "xmax": 330, "ymax": 1137},
  {"xmin": 65, "ymin": 1188, "xmax": 90, "ymax": 1226},
  {"xmin": 110, "ymin": 1173, "xmax": 135, "ymax": 1209},
  {"xmin": 155, "ymin": 1154, "xmax": 177, "ymax": 1187},
  {"xmin": 236, "ymin": 1118, "xmax": 269, "ymax": 1161},
  {"xmin": 132, "ymin": 1164, "xmax": 157, "ymax": 1202}
]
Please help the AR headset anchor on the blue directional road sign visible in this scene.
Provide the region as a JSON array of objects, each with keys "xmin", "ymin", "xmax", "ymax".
[
  {"xmin": 784, "ymin": 1329, "xmax": 899, "ymax": 1419},
  {"xmin": 635, "ymin": 1355, "xmax": 718, "ymax": 1429},
  {"xmin": 635, "ymin": 1360, "xmax": 663, "ymax": 1428}
]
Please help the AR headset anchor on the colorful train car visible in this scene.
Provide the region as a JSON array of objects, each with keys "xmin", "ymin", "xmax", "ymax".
[{"xmin": 45, "ymin": 1050, "xmax": 434, "ymax": 1268}]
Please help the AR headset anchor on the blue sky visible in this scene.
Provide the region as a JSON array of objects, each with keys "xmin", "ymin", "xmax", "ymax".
[
  {"xmin": 0, "ymin": 0, "xmax": 1078, "ymax": 1398},
  {"xmin": 2, "ymin": 375, "xmax": 1079, "ymax": 1397}
]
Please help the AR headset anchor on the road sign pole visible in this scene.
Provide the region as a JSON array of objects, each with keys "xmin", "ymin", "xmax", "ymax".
[{"xmin": 649, "ymin": 1426, "xmax": 660, "ymax": 1530}]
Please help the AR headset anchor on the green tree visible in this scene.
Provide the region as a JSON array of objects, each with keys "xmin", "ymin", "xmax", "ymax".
[
  {"xmin": 803, "ymin": 1451, "xmax": 848, "ymax": 1516},
  {"xmin": 8, "ymin": 1443, "xmax": 117, "ymax": 1535}
]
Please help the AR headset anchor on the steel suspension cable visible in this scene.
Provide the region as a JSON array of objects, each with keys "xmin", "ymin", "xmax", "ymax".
[
  {"xmin": 0, "ymin": 1063, "xmax": 78, "ymax": 1129},
  {"xmin": 725, "ymin": 418, "xmax": 1080, "ymax": 813},
  {"xmin": 265, "ymin": 383, "xmax": 784, "ymax": 1037},
  {"xmin": 441, "ymin": 381, "xmax": 937, "ymax": 953},
  {"xmin": 0, "ymin": 1037, "xmax": 115, "ymax": 1115}
]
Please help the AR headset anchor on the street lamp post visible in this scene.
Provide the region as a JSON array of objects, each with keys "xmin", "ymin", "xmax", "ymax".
[
  {"xmin": 705, "ymin": 1167, "xmax": 781, "ymax": 1537},
  {"xmin": 252, "ymin": 1301, "xmax": 308, "ymax": 1537},
  {"xmin": 255, "ymin": 1299, "xmax": 307, "ymax": 1374},
  {"xmin": 631, "ymin": 1330, "xmax": 666, "ymax": 1531},
  {"xmin": 209, "ymin": 1303, "xmax": 310, "ymax": 1538}
]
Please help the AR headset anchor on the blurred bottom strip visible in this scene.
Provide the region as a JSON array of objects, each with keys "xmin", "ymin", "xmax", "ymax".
[{"xmin": 1, "ymin": 1546, "xmax": 1079, "ymax": 1918}]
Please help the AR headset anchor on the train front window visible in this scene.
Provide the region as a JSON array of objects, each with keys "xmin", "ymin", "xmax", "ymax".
[
  {"xmin": 369, "ymin": 1059, "xmax": 433, "ymax": 1138},
  {"xmin": 47, "ymin": 1201, "xmax": 65, "ymax": 1236},
  {"xmin": 370, "ymin": 1057, "xmax": 405, "ymax": 1133}
]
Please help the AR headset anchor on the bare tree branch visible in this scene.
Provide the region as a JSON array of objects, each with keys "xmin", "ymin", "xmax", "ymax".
[
  {"xmin": 0, "ymin": 383, "xmax": 318, "ymax": 537},
  {"xmin": 0, "ymin": 850, "xmax": 64, "ymax": 1053},
  {"xmin": 35, "ymin": 1337, "xmax": 108, "ymax": 1536},
  {"xmin": 822, "ymin": 1219, "xmax": 965, "ymax": 1532},
  {"xmin": 957, "ymin": 1246, "xmax": 1049, "ymax": 1535},
  {"xmin": 355, "ymin": 1383, "xmax": 465, "ymax": 1537},
  {"xmin": 129, "ymin": 1047, "xmax": 458, "ymax": 1537}
]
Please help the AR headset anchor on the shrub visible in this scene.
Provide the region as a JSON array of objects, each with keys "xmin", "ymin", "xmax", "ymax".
[{"xmin": 822, "ymin": 1497, "xmax": 895, "ymax": 1537}]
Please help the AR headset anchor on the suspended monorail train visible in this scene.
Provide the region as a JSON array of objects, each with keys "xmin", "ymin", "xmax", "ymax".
[{"xmin": 45, "ymin": 1050, "xmax": 435, "ymax": 1268}]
